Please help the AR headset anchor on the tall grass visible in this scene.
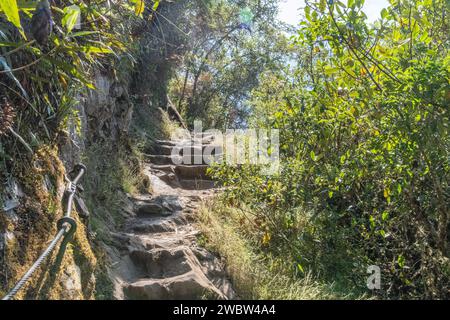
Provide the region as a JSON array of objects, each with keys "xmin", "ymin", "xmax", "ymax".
[{"xmin": 196, "ymin": 200, "xmax": 348, "ymax": 300}]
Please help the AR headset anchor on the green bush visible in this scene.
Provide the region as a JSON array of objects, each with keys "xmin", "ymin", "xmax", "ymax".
[{"xmin": 210, "ymin": 0, "xmax": 449, "ymax": 299}]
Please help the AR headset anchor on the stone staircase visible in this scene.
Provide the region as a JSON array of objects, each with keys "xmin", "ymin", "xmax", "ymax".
[{"xmin": 107, "ymin": 133, "xmax": 235, "ymax": 300}]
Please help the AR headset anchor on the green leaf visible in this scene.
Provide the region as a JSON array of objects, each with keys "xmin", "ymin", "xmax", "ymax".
[
  {"xmin": 134, "ymin": 0, "xmax": 145, "ymax": 16},
  {"xmin": 310, "ymin": 150, "xmax": 316, "ymax": 161},
  {"xmin": 80, "ymin": 45, "xmax": 113, "ymax": 54},
  {"xmin": 62, "ymin": 5, "xmax": 81, "ymax": 33},
  {"xmin": 305, "ymin": 5, "xmax": 311, "ymax": 21},
  {"xmin": 152, "ymin": 0, "xmax": 160, "ymax": 11},
  {"xmin": 324, "ymin": 66, "xmax": 339, "ymax": 76},
  {"xmin": 70, "ymin": 31, "xmax": 99, "ymax": 38},
  {"xmin": 0, "ymin": 0, "xmax": 26, "ymax": 39},
  {"xmin": 46, "ymin": 57, "xmax": 95, "ymax": 89},
  {"xmin": 415, "ymin": 114, "xmax": 421, "ymax": 122},
  {"xmin": 397, "ymin": 254, "xmax": 405, "ymax": 268},
  {"xmin": 381, "ymin": 8, "xmax": 388, "ymax": 19},
  {"xmin": 383, "ymin": 187, "xmax": 390, "ymax": 198},
  {"xmin": 369, "ymin": 215, "xmax": 375, "ymax": 228}
]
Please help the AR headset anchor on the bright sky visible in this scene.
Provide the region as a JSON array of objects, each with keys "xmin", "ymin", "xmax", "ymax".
[{"xmin": 278, "ymin": 0, "xmax": 390, "ymax": 25}]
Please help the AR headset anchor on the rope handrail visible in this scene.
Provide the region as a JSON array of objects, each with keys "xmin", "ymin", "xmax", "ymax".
[{"xmin": 2, "ymin": 163, "xmax": 87, "ymax": 301}]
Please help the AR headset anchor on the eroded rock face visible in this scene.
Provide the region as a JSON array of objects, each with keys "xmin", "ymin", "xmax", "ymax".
[
  {"xmin": 1, "ymin": 68, "xmax": 133, "ymax": 300},
  {"xmin": 59, "ymin": 69, "xmax": 133, "ymax": 168},
  {"xmin": 61, "ymin": 264, "xmax": 83, "ymax": 297},
  {"xmin": 58, "ymin": 95, "xmax": 88, "ymax": 169},
  {"xmin": 85, "ymin": 71, "xmax": 133, "ymax": 145}
]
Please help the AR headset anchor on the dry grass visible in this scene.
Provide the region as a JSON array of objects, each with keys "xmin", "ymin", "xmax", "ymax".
[{"xmin": 196, "ymin": 200, "xmax": 341, "ymax": 300}]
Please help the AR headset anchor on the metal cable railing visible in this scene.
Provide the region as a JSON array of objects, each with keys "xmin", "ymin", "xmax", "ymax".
[{"xmin": 2, "ymin": 164, "xmax": 86, "ymax": 300}]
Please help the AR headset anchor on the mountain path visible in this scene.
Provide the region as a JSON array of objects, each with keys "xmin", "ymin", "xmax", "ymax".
[{"xmin": 106, "ymin": 133, "xmax": 235, "ymax": 300}]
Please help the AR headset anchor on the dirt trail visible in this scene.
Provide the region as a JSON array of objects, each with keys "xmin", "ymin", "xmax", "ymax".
[{"xmin": 107, "ymin": 133, "xmax": 235, "ymax": 300}]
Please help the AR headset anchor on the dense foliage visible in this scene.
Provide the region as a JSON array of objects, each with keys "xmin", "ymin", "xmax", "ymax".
[
  {"xmin": 210, "ymin": 0, "xmax": 449, "ymax": 298},
  {"xmin": 168, "ymin": 0, "xmax": 288, "ymax": 128},
  {"xmin": 1, "ymin": 0, "xmax": 448, "ymax": 300},
  {"xmin": 0, "ymin": 1, "xmax": 142, "ymax": 174}
]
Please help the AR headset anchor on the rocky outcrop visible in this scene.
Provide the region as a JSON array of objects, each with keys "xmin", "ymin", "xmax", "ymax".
[
  {"xmin": 85, "ymin": 71, "xmax": 133, "ymax": 144},
  {"xmin": 59, "ymin": 69, "xmax": 133, "ymax": 168},
  {"xmin": 0, "ymin": 67, "xmax": 134, "ymax": 299}
]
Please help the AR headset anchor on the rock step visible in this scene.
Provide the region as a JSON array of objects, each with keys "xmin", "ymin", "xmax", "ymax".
[
  {"xmin": 155, "ymin": 135, "xmax": 216, "ymax": 147},
  {"xmin": 124, "ymin": 271, "xmax": 226, "ymax": 300},
  {"xmin": 150, "ymin": 164, "xmax": 211, "ymax": 180},
  {"xmin": 156, "ymin": 144, "xmax": 223, "ymax": 156},
  {"xmin": 126, "ymin": 212, "xmax": 193, "ymax": 234},
  {"xmin": 144, "ymin": 154, "xmax": 222, "ymax": 166},
  {"xmin": 136, "ymin": 229, "xmax": 201, "ymax": 248},
  {"xmin": 149, "ymin": 164, "xmax": 175, "ymax": 173},
  {"xmin": 133, "ymin": 195, "xmax": 182, "ymax": 217},
  {"xmin": 155, "ymin": 139, "xmax": 177, "ymax": 146},
  {"xmin": 179, "ymin": 179, "xmax": 216, "ymax": 190},
  {"xmin": 150, "ymin": 172, "xmax": 215, "ymax": 190},
  {"xmin": 124, "ymin": 239, "xmax": 232, "ymax": 300},
  {"xmin": 114, "ymin": 229, "xmax": 200, "ymax": 251},
  {"xmin": 129, "ymin": 247, "xmax": 196, "ymax": 279},
  {"xmin": 140, "ymin": 235, "xmax": 188, "ymax": 251},
  {"xmin": 175, "ymin": 165, "xmax": 211, "ymax": 180},
  {"xmin": 152, "ymin": 171, "xmax": 182, "ymax": 188},
  {"xmin": 144, "ymin": 154, "xmax": 179, "ymax": 165}
]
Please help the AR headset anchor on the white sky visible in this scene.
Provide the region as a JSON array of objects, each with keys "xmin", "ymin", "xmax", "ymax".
[{"xmin": 278, "ymin": 0, "xmax": 390, "ymax": 25}]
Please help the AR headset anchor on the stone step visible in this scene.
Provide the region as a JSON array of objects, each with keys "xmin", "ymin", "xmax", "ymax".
[
  {"xmin": 193, "ymin": 132, "xmax": 215, "ymax": 137},
  {"xmin": 137, "ymin": 229, "xmax": 200, "ymax": 249},
  {"xmin": 129, "ymin": 247, "xmax": 194, "ymax": 279},
  {"xmin": 141, "ymin": 235, "xmax": 187, "ymax": 251},
  {"xmin": 192, "ymin": 133, "xmax": 217, "ymax": 143},
  {"xmin": 133, "ymin": 195, "xmax": 183, "ymax": 217},
  {"xmin": 152, "ymin": 171, "xmax": 182, "ymax": 188},
  {"xmin": 155, "ymin": 136, "xmax": 217, "ymax": 147},
  {"xmin": 124, "ymin": 271, "xmax": 225, "ymax": 300},
  {"xmin": 178, "ymin": 155, "xmax": 222, "ymax": 165},
  {"xmin": 149, "ymin": 164, "xmax": 175, "ymax": 173},
  {"xmin": 150, "ymin": 164, "xmax": 211, "ymax": 180},
  {"xmin": 127, "ymin": 213, "xmax": 188, "ymax": 234},
  {"xmin": 179, "ymin": 179, "xmax": 216, "ymax": 190},
  {"xmin": 145, "ymin": 154, "xmax": 222, "ymax": 166},
  {"xmin": 155, "ymin": 139, "xmax": 177, "ymax": 146},
  {"xmin": 133, "ymin": 201, "xmax": 172, "ymax": 217},
  {"xmin": 158, "ymin": 144, "xmax": 223, "ymax": 155},
  {"xmin": 156, "ymin": 144, "xmax": 177, "ymax": 156},
  {"xmin": 144, "ymin": 154, "xmax": 179, "ymax": 165},
  {"xmin": 175, "ymin": 165, "xmax": 210, "ymax": 180},
  {"xmin": 151, "ymin": 173, "xmax": 216, "ymax": 190}
]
